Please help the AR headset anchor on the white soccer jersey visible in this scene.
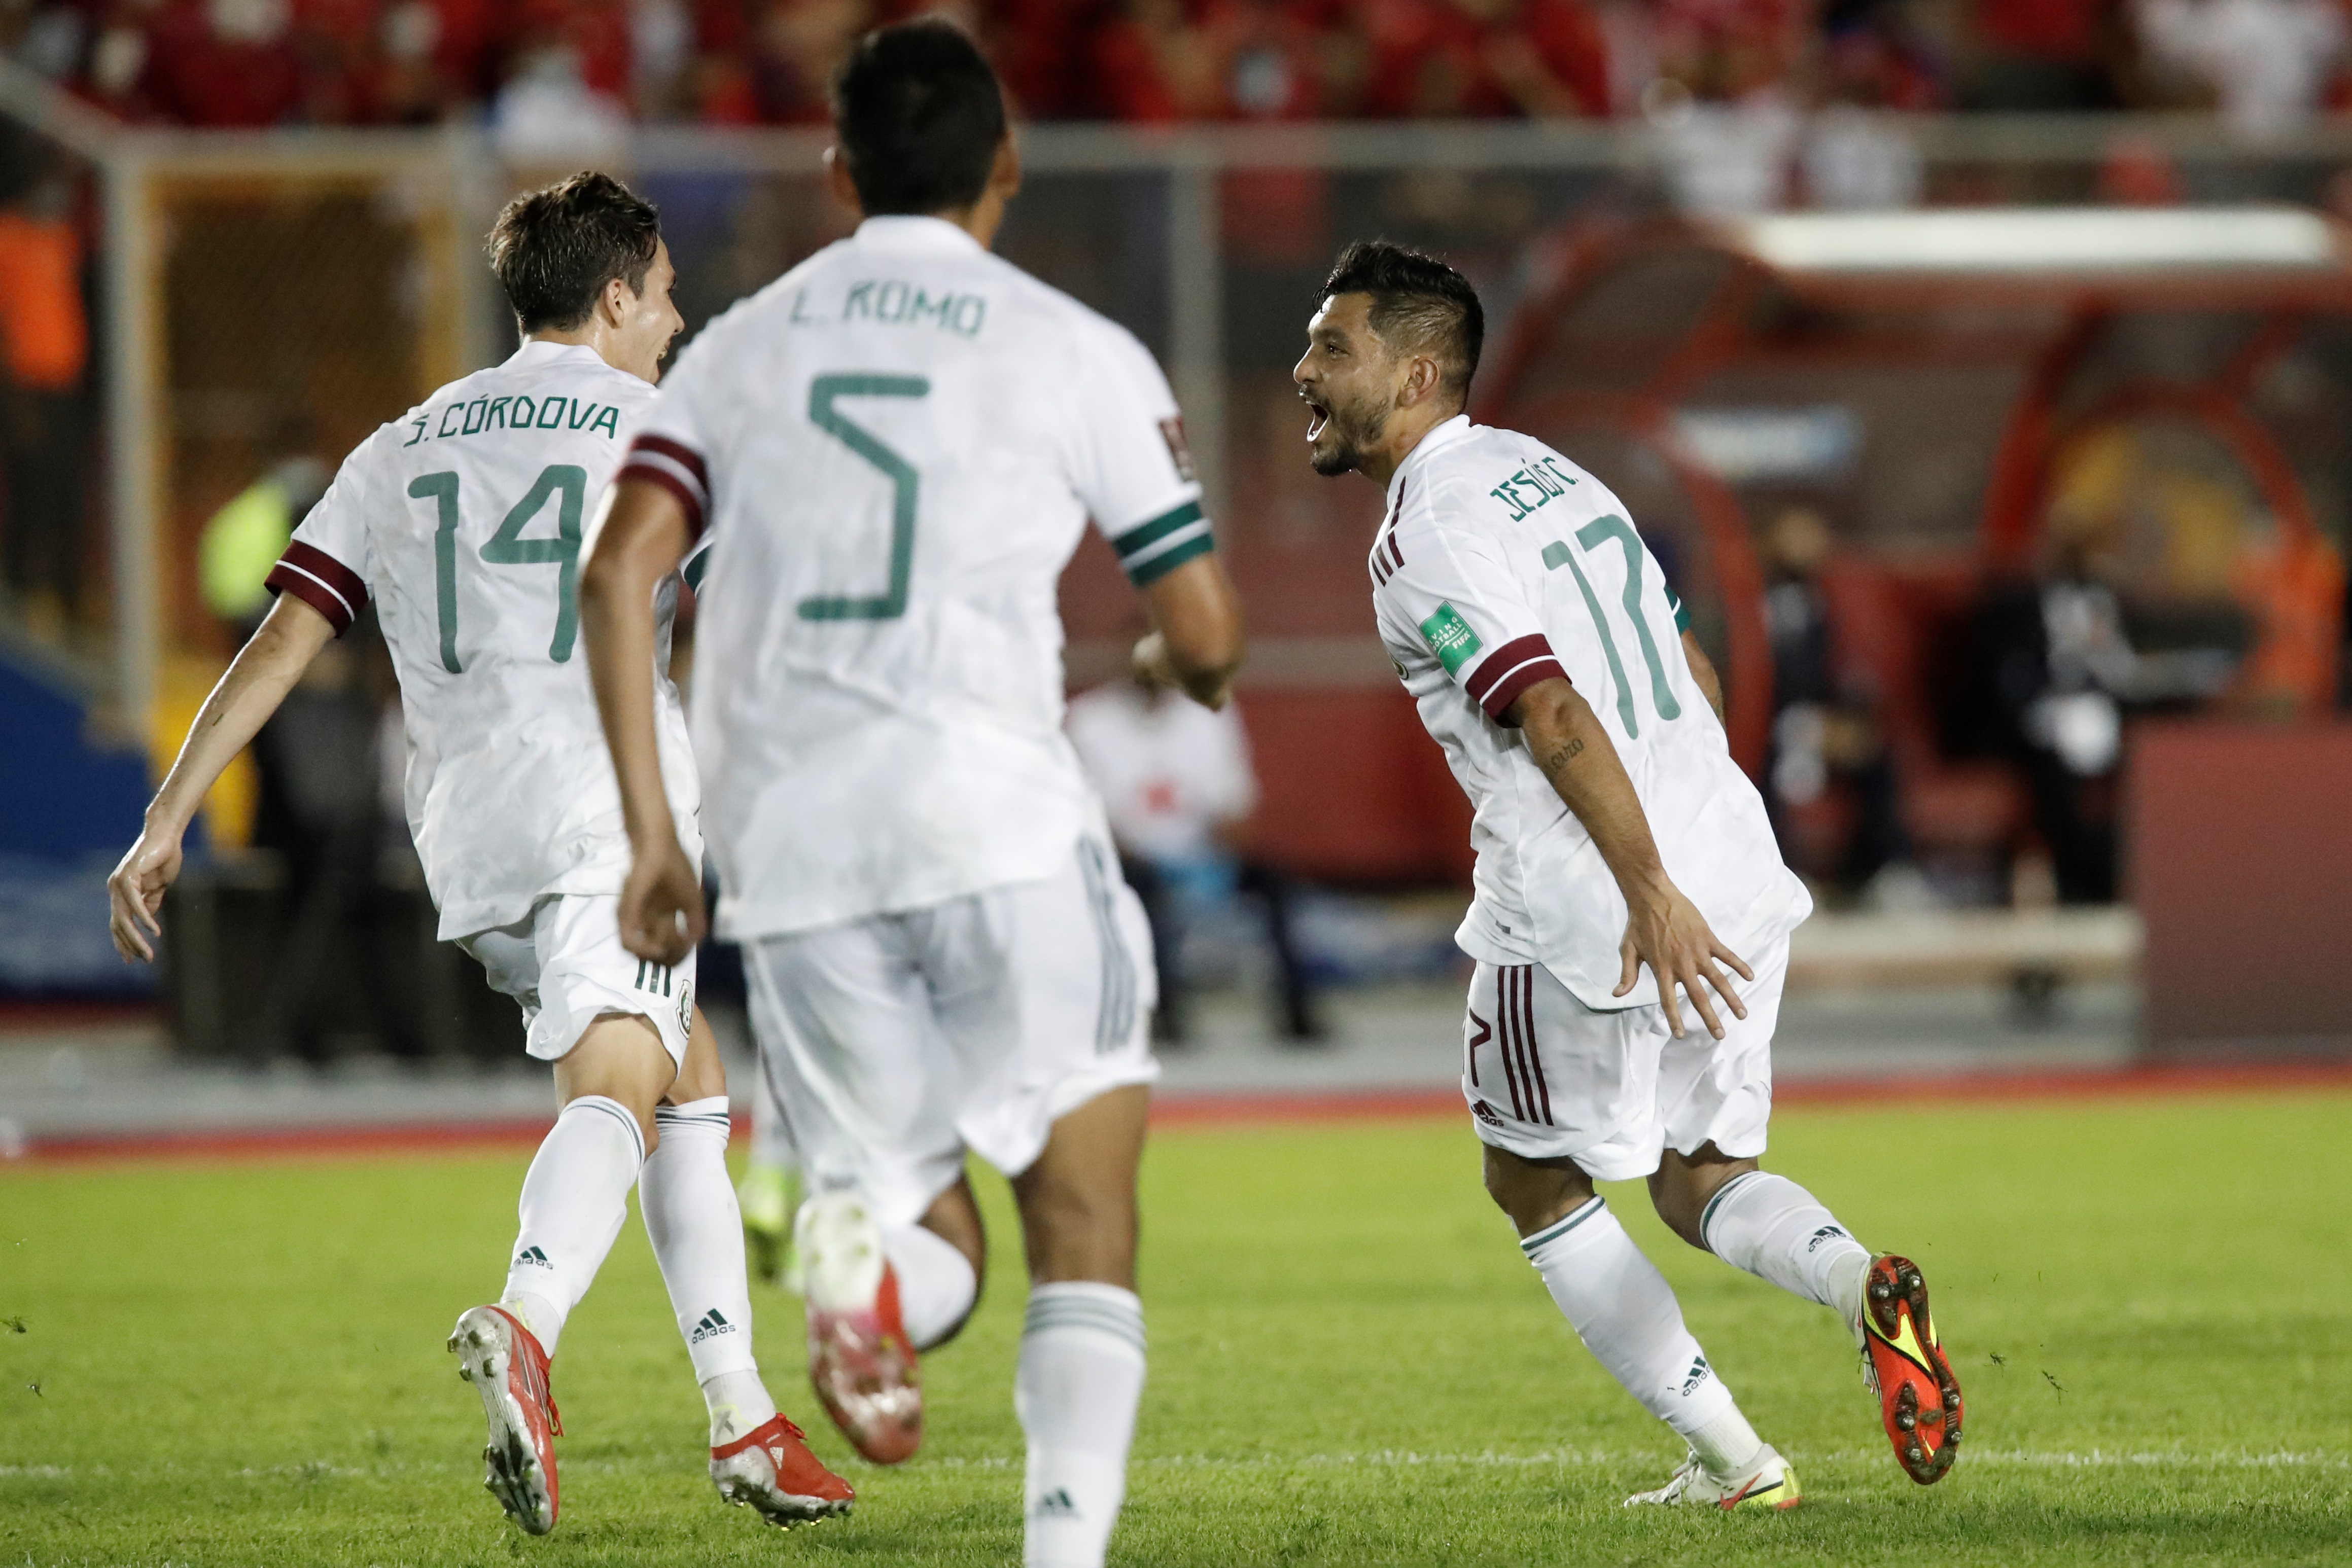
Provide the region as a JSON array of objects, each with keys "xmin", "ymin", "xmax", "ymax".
[
  {"xmin": 1369, "ymin": 415, "xmax": 1810, "ymax": 1010},
  {"xmin": 621, "ymin": 216, "xmax": 1213, "ymax": 939},
  {"xmin": 268, "ymin": 339, "xmax": 701, "ymax": 940}
]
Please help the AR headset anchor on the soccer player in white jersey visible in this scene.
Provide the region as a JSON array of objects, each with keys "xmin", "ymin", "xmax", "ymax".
[
  {"xmin": 576, "ymin": 23, "xmax": 1245, "ymax": 1567},
  {"xmin": 1293, "ymin": 242, "xmax": 1963, "ymax": 1507},
  {"xmin": 104, "ymin": 173, "xmax": 852, "ymax": 1537}
]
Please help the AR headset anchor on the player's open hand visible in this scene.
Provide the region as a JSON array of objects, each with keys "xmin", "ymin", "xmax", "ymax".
[
  {"xmin": 1615, "ymin": 881, "xmax": 1753, "ymax": 1040},
  {"xmin": 106, "ymin": 826, "xmax": 184, "ymax": 964},
  {"xmin": 619, "ymin": 836, "xmax": 707, "ymax": 966}
]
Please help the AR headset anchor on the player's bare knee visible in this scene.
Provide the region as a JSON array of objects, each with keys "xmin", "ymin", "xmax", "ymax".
[{"xmin": 1482, "ymin": 1145, "xmax": 1592, "ymax": 1237}]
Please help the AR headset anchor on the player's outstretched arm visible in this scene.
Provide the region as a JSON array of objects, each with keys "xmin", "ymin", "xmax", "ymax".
[
  {"xmin": 1505, "ymin": 675, "xmax": 1753, "ymax": 1040},
  {"xmin": 1681, "ymin": 629, "xmax": 1725, "ymax": 726},
  {"xmin": 107, "ymin": 594, "xmax": 336, "ymax": 963},
  {"xmin": 580, "ymin": 476, "xmax": 705, "ymax": 966},
  {"xmin": 1133, "ymin": 554, "xmax": 1246, "ymax": 710}
]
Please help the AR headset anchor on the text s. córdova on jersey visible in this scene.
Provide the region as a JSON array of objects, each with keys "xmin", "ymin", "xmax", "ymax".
[{"xmin": 404, "ymin": 394, "xmax": 624, "ymax": 447}]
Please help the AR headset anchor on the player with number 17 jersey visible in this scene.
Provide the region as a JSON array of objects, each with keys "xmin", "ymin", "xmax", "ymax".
[{"xmin": 270, "ymin": 341, "xmax": 703, "ymax": 971}]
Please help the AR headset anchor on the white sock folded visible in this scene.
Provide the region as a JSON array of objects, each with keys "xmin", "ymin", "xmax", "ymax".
[
  {"xmin": 641, "ymin": 1096, "xmax": 773, "ymax": 1442},
  {"xmin": 884, "ymin": 1222, "xmax": 980, "ymax": 1349},
  {"xmin": 1699, "ymin": 1170, "xmax": 1873, "ymax": 1334},
  {"xmin": 500, "ymin": 1094, "xmax": 644, "ymax": 1357},
  {"xmin": 1520, "ymin": 1197, "xmax": 1738, "ymax": 1441},
  {"xmin": 1016, "ymin": 1283, "xmax": 1145, "ymax": 1568}
]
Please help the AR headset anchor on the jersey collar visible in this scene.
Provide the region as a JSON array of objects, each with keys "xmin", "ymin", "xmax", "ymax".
[
  {"xmin": 1386, "ymin": 413, "xmax": 1473, "ymax": 511},
  {"xmin": 854, "ymin": 215, "xmax": 987, "ymax": 254},
  {"xmin": 507, "ymin": 338, "xmax": 608, "ymax": 370}
]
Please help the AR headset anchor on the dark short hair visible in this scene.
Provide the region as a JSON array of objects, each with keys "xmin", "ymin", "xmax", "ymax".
[
  {"xmin": 1319, "ymin": 240, "xmax": 1485, "ymax": 404},
  {"xmin": 832, "ymin": 20, "xmax": 1007, "ymax": 217},
  {"xmin": 486, "ymin": 171, "xmax": 662, "ymax": 334}
]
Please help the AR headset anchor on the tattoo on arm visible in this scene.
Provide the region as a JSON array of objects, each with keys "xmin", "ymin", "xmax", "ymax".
[{"xmin": 1538, "ymin": 735, "xmax": 1585, "ymax": 776}]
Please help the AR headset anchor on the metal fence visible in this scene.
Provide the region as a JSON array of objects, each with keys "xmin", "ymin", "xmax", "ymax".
[{"xmin": 11, "ymin": 58, "xmax": 2352, "ymax": 756}]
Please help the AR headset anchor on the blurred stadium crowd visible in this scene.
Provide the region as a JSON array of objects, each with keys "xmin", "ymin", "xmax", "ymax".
[{"xmin": 1, "ymin": 0, "xmax": 2350, "ymax": 132}]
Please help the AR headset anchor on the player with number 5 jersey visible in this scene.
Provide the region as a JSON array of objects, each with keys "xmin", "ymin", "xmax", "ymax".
[
  {"xmin": 106, "ymin": 172, "xmax": 852, "ymax": 1540},
  {"xmin": 579, "ymin": 24, "xmax": 1246, "ymax": 1568}
]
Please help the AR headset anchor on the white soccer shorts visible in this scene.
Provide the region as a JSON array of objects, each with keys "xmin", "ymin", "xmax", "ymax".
[
  {"xmin": 1461, "ymin": 934, "xmax": 1789, "ymax": 1182},
  {"xmin": 459, "ymin": 894, "xmax": 696, "ymax": 1067},
  {"xmin": 741, "ymin": 837, "xmax": 1159, "ymax": 1230}
]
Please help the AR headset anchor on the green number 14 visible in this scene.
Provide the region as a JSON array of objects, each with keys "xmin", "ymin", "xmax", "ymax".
[{"xmin": 408, "ymin": 463, "xmax": 588, "ymax": 673}]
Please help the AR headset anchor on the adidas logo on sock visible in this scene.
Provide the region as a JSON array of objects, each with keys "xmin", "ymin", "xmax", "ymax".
[
  {"xmin": 690, "ymin": 1308, "xmax": 738, "ymax": 1345},
  {"xmin": 1680, "ymin": 1355, "xmax": 1711, "ymax": 1396},
  {"xmin": 1032, "ymin": 1488, "xmax": 1079, "ymax": 1519},
  {"xmin": 1806, "ymin": 1225, "xmax": 1849, "ymax": 1254},
  {"xmin": 513, "ymin": 1245, "xmax": 551, "ymax": 1269}
]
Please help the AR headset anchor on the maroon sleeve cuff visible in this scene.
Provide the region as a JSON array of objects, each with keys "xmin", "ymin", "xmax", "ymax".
[
  {"xmin": 1464, "ymin": 633, "xmax": 1566, "ymax": 724},
  {"xmin": 265, "ymin": 540, "xmax": 367, "ymax": 635},
  {"xmin": 622, "ymin": 434, "xmax": 710, "ymax": 540}
]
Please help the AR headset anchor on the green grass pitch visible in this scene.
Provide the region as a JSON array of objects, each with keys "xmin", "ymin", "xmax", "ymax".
[{"xmin": 4, "ymin": 1091, "xmax": 2348, "ymax": 1566}]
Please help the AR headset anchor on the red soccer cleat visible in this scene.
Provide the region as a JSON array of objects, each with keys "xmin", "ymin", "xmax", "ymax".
[
  {"xmin": 711, "ymin": 1413, "xmax": 856, "ymax": 1526},
  {"xmin": 1860, "ymin": 1254, "xmax": 1963, "ymax": 1485},
  {"xmin": 448, "ymin": 1304, "xmax": 564, "ymax": 1534},
  {"xmin": 798, "ymin": 1190, "xmax": 923, "ymax": 1465}
]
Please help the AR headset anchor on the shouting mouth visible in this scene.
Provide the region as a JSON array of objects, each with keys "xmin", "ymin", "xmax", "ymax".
[{"xmin": 1303, "ymin": 396, "xmax": 1330, "ymax": 442}]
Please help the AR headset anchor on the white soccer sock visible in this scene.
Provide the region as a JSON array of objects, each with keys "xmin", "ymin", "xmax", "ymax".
[
  {"xmin": 500, "ymin": 1094, "xmax": 644, "ymax": 1357},
  {"xmin": 1699, "ymin": 1171, "xmax": 1873, "ymax": 1335},
  {"xmin": 643, "ymin": 1099, "xmax": 775, "ymax": 1446},
  {"xmin": 1016, "ymin": 1283, "xmax": 1145, "ymax": 1568},
  {"xmin": 884, "ymin": 1222, "xmax": 980, "ymax": 1350},
  {"xmin": 1520, "ymin": 1197, "xmax": 1740, "ymax": 1444}
]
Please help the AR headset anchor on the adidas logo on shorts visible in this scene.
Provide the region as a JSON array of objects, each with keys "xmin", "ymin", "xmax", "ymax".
[
  {"xmin": 689, "ymin": 1308, "xmax": 738, "ymax": 1345},
  {"xmin": 1471, "ymin": 1100, "xmax": 1505, "ymax": 1127}
]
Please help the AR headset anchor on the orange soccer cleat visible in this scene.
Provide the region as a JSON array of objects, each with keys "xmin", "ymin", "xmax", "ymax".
[
  {"xmin": 711, "ymin": 1413, "xmax": 856, "ymax": 1526},
  {"xmin": 448, "ymin": 1304, "xmax": 563, "ymax": 1534},
  {"xmin": 798, "ymin": 1190, "xmax": 924, "ymax": 1464},
  {"xmin": 1860, "ymin": 1254, "xmax": 1963, "ymax": 1485}
]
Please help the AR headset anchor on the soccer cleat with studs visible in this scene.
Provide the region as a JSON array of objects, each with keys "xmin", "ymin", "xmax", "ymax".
[
  {"xmin": 710, "ymin": 1412, "xmax": 856, "ymax": 1526},
  {"xmin": 798, "ymin": 1189, "xmax": 924, "ymax": 1465},
  {"xmin": 1859, "ymin": 1253, "xmax": 1963, "ymax": 1485},
  {"xmin": 447, "ymin": 1304, "xmax": 562, "ymax": 1535},
  {"xmin": 1624, "ymin": 1444, "xmax": 1802, "ymax": 1511}
]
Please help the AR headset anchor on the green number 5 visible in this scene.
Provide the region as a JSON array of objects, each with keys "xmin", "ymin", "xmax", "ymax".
[
  {"xmin": 1542, "ymin": 514, "xmax": 1681, "ymax": 738},
  {"xmin": 801, "ymin": 373, "xmax": 929, "ymax": 621},
  {"xmin": 410, "ymin": 463, "xmax": 588, "ymax": 671}
]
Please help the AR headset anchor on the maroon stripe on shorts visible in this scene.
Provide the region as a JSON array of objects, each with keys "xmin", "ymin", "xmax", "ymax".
[
  {"xmin": 1495, "ymin": 969, "xmax": 1529, "ymax": 1122},
  {"xmin": 1517, "ymin": 966, "xmax": 1554, "ymax": 1125}
]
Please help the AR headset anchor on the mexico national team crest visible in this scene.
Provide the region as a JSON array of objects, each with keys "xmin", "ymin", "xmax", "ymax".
[{"xmin": 1160, "ymin": 418, "xmax": 1197, "ymax": 483}]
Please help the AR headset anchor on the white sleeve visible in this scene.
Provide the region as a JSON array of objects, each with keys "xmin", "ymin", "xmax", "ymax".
[
  {"xmin": 620, "ymin": 327, "xmax": 731, "ymax": 541},
  {"xmin": 265, "ymin": 451, "xmax": 374, "ymax": 636},
  {"xmin": 1379, "ymin": 508, "xmax": 1566, "ymax": 727},
  {"xmin": 1068, "ymin": 321, "xmax": 1213, "ymax": 587}
]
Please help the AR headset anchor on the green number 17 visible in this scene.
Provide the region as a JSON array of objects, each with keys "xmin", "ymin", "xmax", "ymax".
[{"xmin": 1542, "ymin": 515, "xmax": 1680, "ymax": 737}]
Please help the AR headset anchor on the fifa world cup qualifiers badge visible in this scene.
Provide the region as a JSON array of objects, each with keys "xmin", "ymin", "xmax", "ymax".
[
  {"xmin": 1160, "ymin": 418, "xmax": 1197, "ymax": 483},
  {"xmin": 1419, "ymin": 601, "xmax": 1483, "ymax": 675}
]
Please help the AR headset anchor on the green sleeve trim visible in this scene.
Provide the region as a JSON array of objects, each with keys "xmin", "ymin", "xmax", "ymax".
[
  {"xmin": 1666, "ymin": 580, "xmax": 1691, "ymax": 633},
  {"xmin": 1127, "ymin": 528, "xmax": 1214, "ymax": 586},
  {"xmin": 683, "ymin": 549, "xmax": 709, "ymax": 594},
  {"xmin": 1111, "ymin": 498, "xmax": 1213, "ymax": 584},
  {"xmin": 1111, "ymin": 500, "xmax": 1204, "ymax": 558}
]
